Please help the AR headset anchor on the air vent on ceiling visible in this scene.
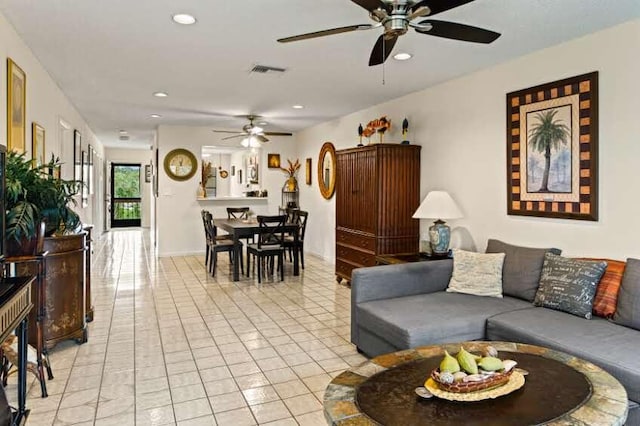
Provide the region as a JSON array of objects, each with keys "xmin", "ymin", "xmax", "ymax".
[
  {"xmin": 119, "ymin": 135, "xmax": 130, "ymax": 141},
  {"xmin": 249, "ymin": 64, "xmax": 287, "ymax": 75}
]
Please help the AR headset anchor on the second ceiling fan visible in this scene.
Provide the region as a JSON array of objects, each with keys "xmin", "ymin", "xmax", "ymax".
[
  {"xmin": 213, "ymin": 115, "xmax": 293, "ymax": 144},
  {"xmin": 278, "ymin": 0, "xmax": 501, "ymax": 66}
]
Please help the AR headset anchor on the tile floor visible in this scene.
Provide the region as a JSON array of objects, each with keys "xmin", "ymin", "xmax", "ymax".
[{"xmin": 14, "ymin": 229, "xmax": 364, "ymax": 425}]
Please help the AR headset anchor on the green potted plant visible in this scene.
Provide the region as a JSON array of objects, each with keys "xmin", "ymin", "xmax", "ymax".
[{"xmin": 5, "ymin": 151, "xmax": 81, "ymax": 255}]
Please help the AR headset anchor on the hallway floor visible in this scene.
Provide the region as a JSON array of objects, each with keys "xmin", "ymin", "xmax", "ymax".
[{"xmin": 21, "ymin": 229, "xmax": 362, "ymax": 425}]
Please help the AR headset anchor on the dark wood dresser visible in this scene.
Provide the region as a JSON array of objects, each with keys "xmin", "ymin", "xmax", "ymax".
[{"xmin": 335, "ymin": 144, "xmax": 421, "ymax": 283}]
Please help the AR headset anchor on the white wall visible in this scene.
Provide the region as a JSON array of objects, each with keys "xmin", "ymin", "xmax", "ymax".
[
  {"xmin": 297, "ymin": 19, "xmax": 640, "ymax": 262},
  {"xmin": 0, "ymin": 10, "xmax": 105, "ymax": 233},
  {"xmin": 156, "ymin": 125, "xmax": 298, "ymax": 256},
  {"xmin": 105, "ymin": 148, "xmax": 153, "ymax": 228}
]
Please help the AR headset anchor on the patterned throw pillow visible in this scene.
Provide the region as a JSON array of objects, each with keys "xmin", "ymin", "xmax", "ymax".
[
  {"xmin": 580, "ymin": 258, "xmax": 626, "ymax": 318},
  {"xmin": 534, "ymin": 253, "xmax": 607, "ymax": 319},
  {"xmin": 446, "ymin": 249, "xmax": 505, "ymax": 298}
]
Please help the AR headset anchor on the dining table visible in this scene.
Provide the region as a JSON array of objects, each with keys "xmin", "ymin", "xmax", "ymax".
[{"xmin": 213, "ymin": 218, "xmax": 300, "ymax": 282}]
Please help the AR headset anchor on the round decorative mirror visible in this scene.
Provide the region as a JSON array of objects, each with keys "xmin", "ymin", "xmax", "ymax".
[{"xmin": 318, "ymin": 142, "xmax": 336, "ymax": 199}]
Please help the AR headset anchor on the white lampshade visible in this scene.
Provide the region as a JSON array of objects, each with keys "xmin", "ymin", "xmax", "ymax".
[{"xmin": 412, "ymin": 191, "xmax": 463, "ymax": 220}]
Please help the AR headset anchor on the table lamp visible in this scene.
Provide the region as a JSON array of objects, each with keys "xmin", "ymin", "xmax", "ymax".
[{"xmin": 412, "ymin": 191, "xmax": 463, "ymax": 255}]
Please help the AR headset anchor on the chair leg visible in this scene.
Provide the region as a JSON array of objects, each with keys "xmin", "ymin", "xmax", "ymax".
[
  {"xmin": 37, "ymin": 359, "xmax": 47, "ymax": 397},
  {"xmin": 212, "ymin": 251, "xmax": 218, "ymax": 276},
  {"xmin": 44, "ymin": 351, "xmax": 53, "ymax": 380},
  {"xmin": 205, "ymin": 245, "xmax": 209, "ymax": 266},
  {"xmin": 257, "ymin": 256, "xmax": 262, "ymax": 284},
  {"xmin": 300, "ymin": 245, "xmax": 305, "ymax": 269},
  {"xmin": 280, "ymin": 253, "xmax": 284, "ymax": 281}
]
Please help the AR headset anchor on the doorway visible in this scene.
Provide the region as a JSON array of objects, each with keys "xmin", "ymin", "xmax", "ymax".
[{"xmin": 110, "ymin": 163, "xmax": 142, "ymax": 228}]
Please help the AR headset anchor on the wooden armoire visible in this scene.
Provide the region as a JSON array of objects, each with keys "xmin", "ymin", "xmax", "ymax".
[{"xmin": 335, "ymin": 144, "xmax": 421, "ymax": 283}]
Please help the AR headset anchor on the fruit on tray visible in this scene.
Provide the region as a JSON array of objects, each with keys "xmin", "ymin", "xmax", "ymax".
[
  {"xmin": 429, "ymin": 346, "xmax": 519, "ymax": 393},
  {"xmin": 439, "ymin": 350, "xmax": 461, "ymax": 373}
]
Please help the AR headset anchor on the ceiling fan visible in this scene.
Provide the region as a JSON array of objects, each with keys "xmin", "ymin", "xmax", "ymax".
[
  {"xmin": 277, "ymin": 0, "xmax": 501, "ymax": 66},
  {"xmin": 212, "ymin": 115, "xmax": 293, "ymax": 144}
]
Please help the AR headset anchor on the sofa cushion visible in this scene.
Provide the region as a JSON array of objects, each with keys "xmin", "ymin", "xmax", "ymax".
[
  {"xmin": 614, "ymin": 258, "xmax": 640, "ymax": 331},
  {"xmin": 486, "ymin": 239, "xmax": 561, "ymax": 302},
  {"xmin": 487, "ymin": 307, "xmax": 640, "ymax": 403},
  {"xmin": 581, "ymin": 258, "xmax": 626, "ymax": 318},
  {"xmin": 446, "ymin": 249, "xmax": 505, "ymax": 298},
  {"xmin": 356, "ymin": 292, "xmax": 531, "ymax": 350},
  {"xmin": 534, "ymin": 254, "xmax": 607, "ymax": 319}
]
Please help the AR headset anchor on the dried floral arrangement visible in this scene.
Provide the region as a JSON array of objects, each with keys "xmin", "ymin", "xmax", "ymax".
[{"xmin": 280, "ymin": 159, "xmax": 301, "ymax": 177}]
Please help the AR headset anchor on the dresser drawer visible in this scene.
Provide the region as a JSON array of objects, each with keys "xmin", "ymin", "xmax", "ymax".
[
  {"xmin": 336, "ymin": 260, "xmax": 358, "ymax": 281},
  {"xmin": 336, "ymin": 229, "xmax": 375, "ymax": 251},
  {"xmin": 336, "ymin": 245, "xmax": 376, "ymax": 267}
]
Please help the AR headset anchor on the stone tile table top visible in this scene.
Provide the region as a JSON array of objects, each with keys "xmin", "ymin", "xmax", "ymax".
[{"xmin": 324, "ymin": 341, "xmax": 628, "ymax": 426}]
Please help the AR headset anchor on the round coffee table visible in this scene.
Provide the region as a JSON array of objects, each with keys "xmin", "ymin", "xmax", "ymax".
[{"xmin": 324, "ymin": 341, "xmax": 628, "ymax": 426}]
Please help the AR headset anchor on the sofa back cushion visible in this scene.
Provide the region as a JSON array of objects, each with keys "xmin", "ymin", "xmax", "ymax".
[
  {"xmin": 534, "ymin": 253, "xmax": 607, "ymax": 319},
  {"xmin": 446, "ymin": 249, "xmax": 505, "ymax": 298},
  {"xmin": 579, "ymin": 258, "xmax": 626, "ymax": 319},
  {"xmin": 613, "ymin": 258, "xmax": 640, "ymax": 330},
  {"xmin": 486, "ymin": 239, "xmax": 561, "ymax": 301}
]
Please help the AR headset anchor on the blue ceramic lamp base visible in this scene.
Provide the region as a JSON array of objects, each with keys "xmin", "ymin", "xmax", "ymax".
[{"xmin": 428, "ymin": 220, "xmax": 451, "ymax": 255}]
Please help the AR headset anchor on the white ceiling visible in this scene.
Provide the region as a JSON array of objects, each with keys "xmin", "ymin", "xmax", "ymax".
[{"xmin": 1, "ymin": 0, "xmax": 638, "ymax": 149}]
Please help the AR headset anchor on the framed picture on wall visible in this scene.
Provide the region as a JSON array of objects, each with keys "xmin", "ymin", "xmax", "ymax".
[
  {"xmin": 32, "ymin": 122, "xmax": 45, "ymax": 166},
  {"xmin": 81, "ymin": 150, "xmax": 89, "ymax": 207},
  {"xmin": 74, "ymin": 130, "xmax": 82, "ymax": 181},
  {"xmin": 268, "ymin": 153, "xmax": 281, "ymax": 169},
  {"xmin": 506, "ymin": 72, "xmax": 598, "ymax": 221},
  {"xmin": 7, "ymin": 58, "xmax": 26, "ymax": 153},
  {"xmin": 305, "ymin": 158, "xmax": 312, "ymax": 185},
  {"xmin": 88, "ymin": 144, "xmax": 94, "ymax": 194}
]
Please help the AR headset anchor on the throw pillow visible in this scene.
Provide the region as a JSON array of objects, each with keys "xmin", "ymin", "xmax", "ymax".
[
  {"xmin": 613, "ymin": 258, "xmax": 640, "ymax": 330},
  {"xmin": 486, "ymin": 239, "xmax": 561, "ymax": 302},
  {"xmin": 534, "ymin": 253, "xmax": 607, "ymax": 319},
  {"xmin": 579, "ymin": 258, "xmax": 626, "ymax": 318},
  {"xmin": 446, "ymin": 249, "xmax": 505, "ymax": 298}
]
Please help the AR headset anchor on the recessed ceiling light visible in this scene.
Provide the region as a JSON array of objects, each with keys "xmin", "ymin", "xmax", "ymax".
[
  {"xmin": 393, "ymin": 52, "xmax": 413, "ymax": 61},
  {"xmin": 119, "ymin": 130, "xmax": 128, "ymax": 134},
  {"xmin": 292, "ymin": 105, "xmax": 304, "ymax": 109},
  {"xmin": 172, "ymin": 14, "xmax": 197, "ymax": 25},
  {"xmin": 258, "ymin": 121, "xmax": 268, "ymax": 126},
  {"xmin": 150, "ymin": 114, "xmax": 162, "ymax": 118},
  {"xmin": 153, "ymin": 91, "xmax": 168, "ymax": 98}
]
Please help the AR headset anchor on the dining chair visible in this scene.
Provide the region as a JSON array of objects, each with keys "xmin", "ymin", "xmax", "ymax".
[
  {"xmin": 203, "ymin": 211, "xmax": 240, "ymax": 276},
  {"xmin": 284, "ymin": 210, "xmax": 308, "ymax": 269},
  {"xmin": 226, "ymin": 207, "xmax": 250, "ymax": 220},
  {"xmin": 246, "ymin": 215, "xmax": 286, "ymax": 283}
]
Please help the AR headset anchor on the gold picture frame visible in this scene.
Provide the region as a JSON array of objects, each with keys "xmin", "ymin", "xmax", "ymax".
[
  {"xmin": 318, "ymin": 142, "xmax": 336, "ymax": 199},
  {"xmin": 506, "ymin": 72, "xmax": 598, "ymax": 221},
  {"xmin": 7, "ymin": 58, "xmax": 26, "ymax": 153},
  {"xmin": 32, "ymin": 122, "xmax": 45, "ymax": 166},
  {"xmin": 267, "ymin": 153, "xmax": 281, "ymax": 169}
]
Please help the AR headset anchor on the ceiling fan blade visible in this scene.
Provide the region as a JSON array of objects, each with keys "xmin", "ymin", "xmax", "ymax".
[
  {"xmin": 221, "ymin": 134, "xmax": 246, "ymax": 141},
  {"xmin": 351, "ymin": 0, "xmax": 387, "ymax": 12},
  {"xmin": 416, "ymin": 20, "xmax": 501, "ymax": 43},
  {"xmin": 412, "ymin": 0, "xmax": 475, "ymax": 16},
  {"xmin": 278, "ymin": 24, "xmax": 373, "ymax": 43},
  {"xmin": 264, "ymin": 132, "xmax": 293, "ymax": 137},
  {"xmin": 369, "ymin": 34, "xmax": 398, "ymax": 66},
  {"xmin": 212, "ymin": 130, "xmax": 242, "ymax": 134},
  {"xmin": 256, "ymin": 135, "xmax": 269, "ymax": 143}
]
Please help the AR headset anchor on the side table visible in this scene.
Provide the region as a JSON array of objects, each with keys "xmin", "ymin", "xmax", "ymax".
[{"xmin": 376, "ymin": 251, "xmax": 452, "ymax": 265}]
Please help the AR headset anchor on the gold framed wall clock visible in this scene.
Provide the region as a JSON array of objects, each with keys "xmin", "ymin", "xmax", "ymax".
[{"xmin": 164, "ymin": 148, "xmax": 197, "ymax": 181}]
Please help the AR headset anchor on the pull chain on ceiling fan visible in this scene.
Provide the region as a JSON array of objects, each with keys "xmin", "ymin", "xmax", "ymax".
[{"xmin": 277, "ymin": 0, "xmax": 501, "ymax": 66}]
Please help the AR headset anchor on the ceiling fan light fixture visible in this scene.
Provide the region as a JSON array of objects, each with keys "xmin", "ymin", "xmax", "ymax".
[
  {"xmin": 241, "ymin": 137, "xmax": 261, "ymax": 148},
  {"xmin": 251, "ymin": 126, "xmax": 264, "ymax": 134},
  {"xmin": 393, "ymin": 52, "xmax": 413, "ymax": 61},
  {"xmin": 172, "ymin": 14, "xmax": 197, "ymax": 25}
]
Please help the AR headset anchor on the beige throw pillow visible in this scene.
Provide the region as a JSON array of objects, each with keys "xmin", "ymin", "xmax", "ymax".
[{"xmin": 447, "ymin": 249, "xmax": 506, "ymax": 298}]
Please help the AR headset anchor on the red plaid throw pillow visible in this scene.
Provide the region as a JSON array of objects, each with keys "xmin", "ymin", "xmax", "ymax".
[{"xmin": 581, "ymin": 258, "xmax": 626, "ymax": 318}]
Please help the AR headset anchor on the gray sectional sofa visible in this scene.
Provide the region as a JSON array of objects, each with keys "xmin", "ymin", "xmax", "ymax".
[{"xmin": 351, "ymin": 258, "xmax": 640, "ymax": 425}]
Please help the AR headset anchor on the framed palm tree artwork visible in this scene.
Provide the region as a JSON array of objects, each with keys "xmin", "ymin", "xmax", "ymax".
[{"xmin": 506, "ymin": 72, "xmax": 598, "ymax": 221}]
